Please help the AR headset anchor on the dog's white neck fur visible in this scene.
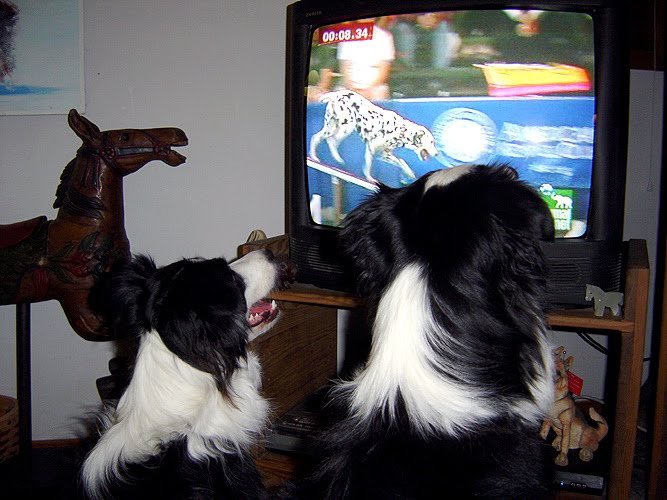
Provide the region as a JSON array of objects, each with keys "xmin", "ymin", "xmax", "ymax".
[
  {"xmin": 82, "ymin": 330, "xmax": 268, "ymax": 498},
  {"xmin": 345, "ymin": 263, "xmax": 553, "ymax": 437}
]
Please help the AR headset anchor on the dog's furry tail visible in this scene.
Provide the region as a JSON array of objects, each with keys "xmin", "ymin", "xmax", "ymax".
[{"xmin": 589, "ymin": 407, "xmax": 609, "ymax": 441}]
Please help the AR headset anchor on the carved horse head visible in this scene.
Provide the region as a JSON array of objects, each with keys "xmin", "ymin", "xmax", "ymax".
[{"xmin": 0, "ymin": 110, "xmax": 188, "ymax": 340}]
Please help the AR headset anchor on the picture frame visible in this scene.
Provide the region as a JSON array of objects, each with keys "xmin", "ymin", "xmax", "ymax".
[{"xmin": 0, "ymin": 0, "xmax": 84, "ymax": 115}]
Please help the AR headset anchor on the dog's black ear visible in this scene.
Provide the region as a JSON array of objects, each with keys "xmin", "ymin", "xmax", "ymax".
[
  {"xmin": 154, "ymin": 258, "xmax": 248, "ymax": 394},
  {"xmin": 495, "ymin": 163, "xmax": 519, "ymax": 180},
  {"xmin": 340, "ymin": 185, "xmax": 405, "ymax": 296},
  {"xmin": 102, "ymin": 254, "xmax": 157, "ymax": 336}
]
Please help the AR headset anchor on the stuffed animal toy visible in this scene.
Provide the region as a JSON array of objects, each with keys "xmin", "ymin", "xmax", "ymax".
[{"xmin": 540, "ymin": 346, "xmax": 608, "ymax": 466}]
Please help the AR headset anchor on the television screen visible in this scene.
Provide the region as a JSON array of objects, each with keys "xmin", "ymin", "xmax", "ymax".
[{"xmin": 304, "ymin": 10, "xmax": 595, "ymax": 239}]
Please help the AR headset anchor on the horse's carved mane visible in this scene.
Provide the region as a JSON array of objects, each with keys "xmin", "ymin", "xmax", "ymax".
[
  {"xmin": 53, "ymin": 157, "xmax": 76, "ymax": 208},
  {"xmin": 53, "ymin": 155, "xmax": 106, "ymax": 219}
]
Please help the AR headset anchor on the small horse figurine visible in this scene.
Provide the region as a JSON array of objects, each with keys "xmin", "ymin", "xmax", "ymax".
[
  {"xmin": 0, "ymin": 110, "xmax": 187, "ymax": 341},
  {"xmin": 585, "ymin": 284, "xmax": 624, "ymax": 317}
]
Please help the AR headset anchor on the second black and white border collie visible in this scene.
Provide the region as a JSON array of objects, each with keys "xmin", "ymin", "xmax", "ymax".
[
  {"xmin": 82, "ymin": 249, "xmax": 293, "ymax": 500},
  {"xmin": 294, "ymin": 164, "xmax": 556, "ymax": 499}
]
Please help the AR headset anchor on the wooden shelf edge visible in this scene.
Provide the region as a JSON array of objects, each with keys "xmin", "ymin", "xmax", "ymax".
[
  {"xmin": 270, "ymin": 285, "xmax": 364, "ymax": 309},
  {"xmin": 547, "ymin": 309, "xmax": 634, "ymax": 332}
]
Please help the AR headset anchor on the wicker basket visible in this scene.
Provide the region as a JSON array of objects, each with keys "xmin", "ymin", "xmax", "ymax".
[{"xmin": 0, "ymin": 395, "xmax": 19, "ymax": 463}]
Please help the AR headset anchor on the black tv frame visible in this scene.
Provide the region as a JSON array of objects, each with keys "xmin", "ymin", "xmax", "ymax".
[{"xmin": 285, "ymin": 0, "xmax": 630, "ymax": 307}]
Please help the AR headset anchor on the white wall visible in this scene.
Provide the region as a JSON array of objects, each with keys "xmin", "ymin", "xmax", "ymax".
[
  {"xmin": 0, "ymin": 0, "xmax": 663, "ymax": 440},
  {"xmin": 0, "ymin": 0, "xmax": 291, "ymax": 440},
  {"xmin": 624, "ymin": 70, "xmax": 664, "ymax": 350}
]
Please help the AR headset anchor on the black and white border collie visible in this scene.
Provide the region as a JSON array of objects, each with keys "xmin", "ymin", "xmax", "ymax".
[
  {"xmin": 82, "ymin": 249, "xmax": 293, "ymax": 500},
  {"xmin": 296, "ymin": 164, "xmax": 556, "ymax": 499}
]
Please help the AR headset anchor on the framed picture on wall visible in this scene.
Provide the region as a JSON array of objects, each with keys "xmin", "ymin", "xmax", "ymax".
[{"xmin": 0, "ymin": 0, "xmax": 84, "ymax": 115}]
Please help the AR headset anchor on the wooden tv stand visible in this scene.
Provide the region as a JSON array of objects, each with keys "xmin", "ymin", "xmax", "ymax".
[{"xmin": 240, "ymin": 236, "xmax": 649, "ymax": 499}]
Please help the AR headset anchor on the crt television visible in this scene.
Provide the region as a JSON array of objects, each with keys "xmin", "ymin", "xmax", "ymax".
[{"xmin": 285, "ymin": 0, "xmax": 629, "ymax": 306}]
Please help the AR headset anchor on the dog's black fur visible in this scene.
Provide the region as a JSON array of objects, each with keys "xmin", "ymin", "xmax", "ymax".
[
  {"xmin": 81, "ymin": 250, "xmax": 289, "ymax": 499},
  {"xmin": 289, "ymin": 164, "xmax": 556, "ymax": 499}
]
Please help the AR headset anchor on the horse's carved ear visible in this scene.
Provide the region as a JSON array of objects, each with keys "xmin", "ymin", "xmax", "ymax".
[{"xmin": 68, "ymin": 109, "xmax": 102, "ymax": 147}]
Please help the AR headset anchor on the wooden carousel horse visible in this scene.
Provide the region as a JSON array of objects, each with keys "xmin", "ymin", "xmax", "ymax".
[{"xmin": 0, "ymin": 109, "xmax": 187, "ymax": 341}]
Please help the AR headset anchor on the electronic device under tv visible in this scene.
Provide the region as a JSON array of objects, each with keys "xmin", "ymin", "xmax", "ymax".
[{"xmin": 285, "ymin": 0, "xmax": 629, "ymax": 307}]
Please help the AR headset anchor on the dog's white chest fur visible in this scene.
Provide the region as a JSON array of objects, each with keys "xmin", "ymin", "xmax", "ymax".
[{"xmin": 82, "ymin": 331, "xmax": 268, "ymax": 493}]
